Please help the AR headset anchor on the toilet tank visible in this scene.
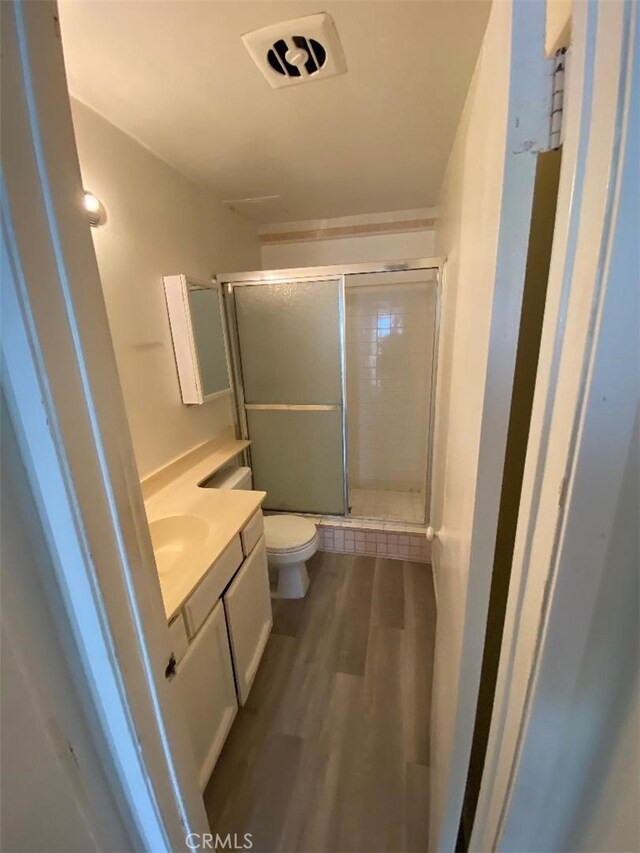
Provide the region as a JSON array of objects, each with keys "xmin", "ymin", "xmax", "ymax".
[{"xmin": 204, "ymin": 465, "xmax": 253, "ymax": 490}]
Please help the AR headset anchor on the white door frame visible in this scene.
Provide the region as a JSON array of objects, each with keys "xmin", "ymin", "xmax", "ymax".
[
  {"xmin": 472, "ymin": 1, "xmax": 638, "ymax": 848},
  {"xmin": 1, "ymin": 1, "xmax": 208, "ymax": 848}
]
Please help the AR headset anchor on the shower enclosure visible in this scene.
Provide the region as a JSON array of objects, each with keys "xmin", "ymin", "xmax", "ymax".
[{"xmin": 219, "ymin": 259, "xmax": 441, "ymax": 526}]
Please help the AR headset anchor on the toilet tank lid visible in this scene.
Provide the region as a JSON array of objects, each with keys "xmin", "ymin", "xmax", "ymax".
[
  {"xmin": 264, "ymin": 515, "xmax": 317, "ymax": 551},
  {"xmin": 204, "ymin": 466, "xmax": 252, "ymax": 489}
]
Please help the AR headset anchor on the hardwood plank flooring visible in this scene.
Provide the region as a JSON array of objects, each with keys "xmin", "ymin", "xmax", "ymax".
[{"xmin": 204, "ymin": 551, "xmax": 436, "ymax": 853}]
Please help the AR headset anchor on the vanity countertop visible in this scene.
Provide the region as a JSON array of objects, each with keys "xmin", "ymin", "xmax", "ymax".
[
  {"xmin": 141, "ymin": 431, "xmax": 251, "ymax": 501},
  {"xmin": 143, "ymin": 437, "xmax": 266, "ymax": 621}
]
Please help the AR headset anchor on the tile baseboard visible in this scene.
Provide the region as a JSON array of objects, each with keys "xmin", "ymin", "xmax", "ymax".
[{"xmin": 316, "ymin": 521, "xmax": 430, "ymax": 563}]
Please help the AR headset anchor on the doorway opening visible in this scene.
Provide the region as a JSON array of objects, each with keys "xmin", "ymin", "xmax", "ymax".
[{"xmin": 457, "ymin": 148, "xmax": 563, "ymax": 849}]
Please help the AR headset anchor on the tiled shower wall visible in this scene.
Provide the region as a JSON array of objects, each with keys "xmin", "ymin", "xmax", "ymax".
[{"xmin": 345, "ymin": 278, "xmax": 436, "ymax": 492}]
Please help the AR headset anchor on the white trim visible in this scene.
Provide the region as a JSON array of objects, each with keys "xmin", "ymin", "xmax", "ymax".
[
  {"xmin": 163, "ymin": 274, "xmax": 234, "ymax": 406},
  {"xmin": 258, "ymin": 206, "xmax": 440, "ymax": 236},
  {"xmin": 163, "ymin": 273, "xmax": 204, "ymax": 404}
]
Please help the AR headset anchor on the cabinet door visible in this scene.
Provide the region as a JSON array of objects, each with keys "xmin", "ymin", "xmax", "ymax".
[
  {"xmin": 224, "ymin": 535, "xmax": 273, "ymax": 705},
  {"xmin": 183, "ymin": 536, "xmax": 243, "ymax": 638},
  {"xmin": 173, "ymin": 600, "xmax": 237, "ymax": 790}
]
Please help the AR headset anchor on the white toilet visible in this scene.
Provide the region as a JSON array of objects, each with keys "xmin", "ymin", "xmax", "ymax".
[
  {"xmin": 263, "ymin": 514, "xmax": 319, "ymax": 599},
  {"xmin": 206, "ymin": 465, "xmax": 318, "ymax": 599}
]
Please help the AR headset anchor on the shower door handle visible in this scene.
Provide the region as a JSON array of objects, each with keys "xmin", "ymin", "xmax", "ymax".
[{"xmin": 243, "ymin": 403, "xmax": 341, "ymax": 412}]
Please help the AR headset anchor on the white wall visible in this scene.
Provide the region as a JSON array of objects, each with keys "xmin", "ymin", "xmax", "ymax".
[
  {"xmin": 70, "ymin": 100, "xmax": 261, "ymax": 478},
  {"xmin": 261, "ymin": 228, "xmax": 436, "ymax": 269},
  {"xmin": 546, "ymin": 0, "xmax": 571, "ymax": 55},
  {"xmin": 572, "ymin": 685, "xmax": 639, "ymax": 853},
  {"xmin": 427, "ymin": 0, "xmax": 548, "ymax": 846},
  {"xmin": 429, "ymin": 14, "xmax": 508, "ymax": 842},
  {"xmin": 547, "ymin": 423, "xmax": 639, "ymax": 852},
  {"xmin": 1, "ymin": 411, "xmax": 133, "ymax": 853}
]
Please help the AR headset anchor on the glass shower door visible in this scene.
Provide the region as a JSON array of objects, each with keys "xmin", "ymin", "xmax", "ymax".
[{"xmin": 233, "ymin": 279, "xmax": 346, "ymax": 514}]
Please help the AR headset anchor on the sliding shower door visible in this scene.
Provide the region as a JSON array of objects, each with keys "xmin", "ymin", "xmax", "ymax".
[{"xmin": 233, "ymin": 279, "xmax": 346, "ymax": 515}]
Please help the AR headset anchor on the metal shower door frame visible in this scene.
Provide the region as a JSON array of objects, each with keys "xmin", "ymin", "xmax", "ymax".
[
  {"xmin": 425, "ymin": 264, "xmax": 443, "ymax": 526},
  {"xmin": 341, "ymin": 263, "xmax": 443, "ymax": 526},
  {"xmin": 217, "ymin": 257, "xmax": 444, "ymax": 524}
]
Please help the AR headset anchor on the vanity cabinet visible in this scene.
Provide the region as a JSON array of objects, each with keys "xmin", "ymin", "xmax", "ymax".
[
  {"xmin": 170, "ymin": 510, "xmax": 271, "ymax": 789},
  {"xmin": 173, "ymin": 600, "xmax": 237, "ymax": 790},
  {"xmin": 240, "ymin": 509, "xmax": 264, "ymax": 556},
  {"xmin": 183, "ymin": 536, "xmax": 243, "ymax": 637},
  {"xmin": 223, "ymin": 534, "xmax": 272, "ymax": 704},
  {"xmin": 168, "ymin": 612, "xmax": 189, "ymax": 663}
]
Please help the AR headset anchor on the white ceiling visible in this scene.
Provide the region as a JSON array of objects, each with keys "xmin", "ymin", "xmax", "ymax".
[{"xmin": 59, "ymin": 1, "xmax": 490, "ymax": 224}]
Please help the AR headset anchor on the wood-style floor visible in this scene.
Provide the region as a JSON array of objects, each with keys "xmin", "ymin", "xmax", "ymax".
[{"xmin": 204, "ymin": 551, "xmax": 436, "ymax": 853}]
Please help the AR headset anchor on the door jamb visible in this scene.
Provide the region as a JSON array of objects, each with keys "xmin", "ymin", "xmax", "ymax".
[{"xmin": 1, "ymin": 1, "xmax": 209, "ymax": 847}]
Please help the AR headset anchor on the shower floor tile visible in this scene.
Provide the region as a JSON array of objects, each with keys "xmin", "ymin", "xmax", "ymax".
[{"xmin": 349, "ymin": 488, "xmax": 425, "ymax": 524}]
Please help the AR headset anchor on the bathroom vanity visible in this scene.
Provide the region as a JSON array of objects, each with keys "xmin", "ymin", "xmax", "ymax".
[{"xmin": 142, "ymin": 432, "xmax": 271, "ymax": 790}]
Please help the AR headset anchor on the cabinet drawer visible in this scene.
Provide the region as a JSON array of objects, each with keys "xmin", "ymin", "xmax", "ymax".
[
  {"xmin": 241, "ymin": 510, "xmax": 264, "ymax": 557},
  {"xmin": 168, "ymin": 612, "xmax": 189, "ymax": 663},
  {"xmin": 173, "ymin": 600, "xmax": 237, "ymax": 790},
  {"xmin": 223, "ymin": 535, "xmax": 272, "ymax": 705},
  {"xmin": 184, "ymin": 535, "xmax": 243, "ymax": 638}
]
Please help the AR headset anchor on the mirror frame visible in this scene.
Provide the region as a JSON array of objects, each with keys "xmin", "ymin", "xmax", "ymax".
[{"xmin": 163, "ymin": 274, "xmax": 233, "ymax": 405}]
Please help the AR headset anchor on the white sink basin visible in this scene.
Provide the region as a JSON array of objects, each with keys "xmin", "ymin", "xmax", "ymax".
[{"xmin": 148, "ymin": 515, "xmax": 209, "ymax": 576}]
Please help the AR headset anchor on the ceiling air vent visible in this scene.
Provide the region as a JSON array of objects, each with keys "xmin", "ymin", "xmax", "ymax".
[{"xmin": 242, "ymin": 13, "xmax": 347, "ymax": 89}]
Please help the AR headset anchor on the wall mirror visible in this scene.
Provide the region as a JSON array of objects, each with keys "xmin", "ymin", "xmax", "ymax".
[{"xmin": 163, "ymin": 274, "xmax": 233, "ymax": 405}]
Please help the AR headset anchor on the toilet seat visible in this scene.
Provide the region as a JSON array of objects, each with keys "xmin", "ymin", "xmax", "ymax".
[{"xmin": 264, "ymin": 515, "xmax": 318, "ymax": 553}]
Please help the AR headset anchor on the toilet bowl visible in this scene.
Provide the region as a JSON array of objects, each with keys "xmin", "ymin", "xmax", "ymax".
[{"xmin": 263, "ymin": 515, "xmax": 318, "ymax": 599}]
